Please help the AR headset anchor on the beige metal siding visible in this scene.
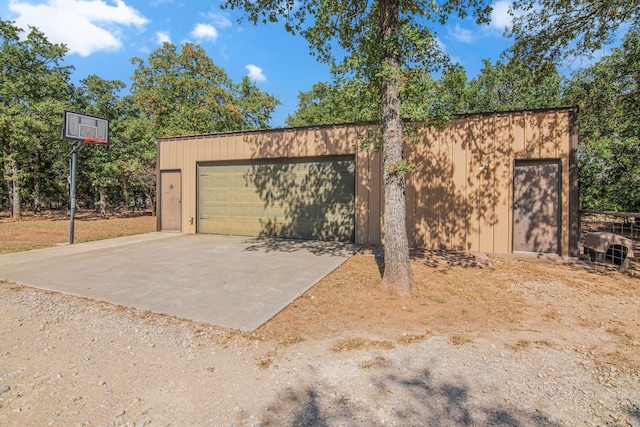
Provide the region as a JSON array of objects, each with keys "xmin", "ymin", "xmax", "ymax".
[
  {"xmin": 157, "ymin": 107, "xmax": 578, "ymax": 256},
  {"xmin": 197, "ymin": 157, "xmax": 355, "ymax": 240},
  {"xmin": 404, "ymin": 108, "xmax": 577, "ymax": 256}
]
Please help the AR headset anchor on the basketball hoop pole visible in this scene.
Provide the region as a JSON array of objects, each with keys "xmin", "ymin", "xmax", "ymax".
[
  {"xmin": 69, "ymin": 141, "xmax": 83, "ymax": 244},
  {"xmin": 62, "ymin": 110, "xmax": 109, "ymax": 244}
]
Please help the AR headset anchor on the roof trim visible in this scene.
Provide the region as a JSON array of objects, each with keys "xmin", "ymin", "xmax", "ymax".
[{"xmin": 156, "ymin": 105, "xmax": 579, "ymax": 142}]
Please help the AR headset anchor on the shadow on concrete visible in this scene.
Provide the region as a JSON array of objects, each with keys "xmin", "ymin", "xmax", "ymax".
[
  {"xmin": 242, "ymin": 237, "xmax": 357, "ymax": 257},
  {"xmin": 258, "ymin": 369, "xmax": 561, "ymax": 426}
]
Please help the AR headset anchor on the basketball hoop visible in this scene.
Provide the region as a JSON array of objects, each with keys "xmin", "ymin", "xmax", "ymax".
[
  {"xmin": 84, "ymin": 137, "xmax": 108, "ymax": 145},
  {"xmin": 62, "ymin": 110, "xmax": 109, "ymax": 245}
]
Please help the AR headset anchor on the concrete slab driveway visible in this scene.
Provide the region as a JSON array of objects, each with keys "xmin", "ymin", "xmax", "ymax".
[{"xmin": 0, "ymin": 233, "xmax": 354, "ymax": 331}]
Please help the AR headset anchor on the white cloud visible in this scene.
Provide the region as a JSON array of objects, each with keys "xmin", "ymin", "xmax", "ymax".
[
  {"xmin": 449, "ymin": 24, "xmax": 475, "ymax": 43},
  {"xmin": 245, "ymin": 64, "xmax": 266, "ymax": 82},
  {"xmin": 190, "ymin": 23, "xmax": 219, "ymax": 42},
  {"xmin": 205, "ymin": 12, "xmax": 232, "ymax": 29},
  {"xmin": 9, "ymin": 0, "xmax": 148, "ymax": 56},
  {"xmin": 490, "ymin": 0, "xmax": 514, "ymax": 30},
  {"xmin": 156, "ymin": 31, "xmax": 171, "ymax": 44}
]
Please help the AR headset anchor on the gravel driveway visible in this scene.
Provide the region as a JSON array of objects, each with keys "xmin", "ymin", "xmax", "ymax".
[{"xmin": 1, "ymin": 277, "xmax": 638, "ymax": 426}]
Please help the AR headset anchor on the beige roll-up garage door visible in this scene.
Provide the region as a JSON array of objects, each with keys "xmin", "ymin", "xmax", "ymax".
[{"xmin": 198, "ymin": 156, "xmax": 355, "ymax": 241}]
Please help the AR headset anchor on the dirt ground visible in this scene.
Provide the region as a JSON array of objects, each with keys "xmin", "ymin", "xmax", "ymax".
[
  {"xmin": 0, "ymin": 210, "xmax": 156, "ymax": 254},
  {"xmin": 0, "ymin": 213, "xmax": 639, "ymax": 426}
]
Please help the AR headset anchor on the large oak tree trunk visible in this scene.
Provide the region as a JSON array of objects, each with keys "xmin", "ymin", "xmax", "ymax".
[{"xmin": 379, "ymin": 0, "xmax": 414, "ymax": 296}]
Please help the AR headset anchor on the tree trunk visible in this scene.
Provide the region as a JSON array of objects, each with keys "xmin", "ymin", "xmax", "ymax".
[
  {"xmin": 3, "ymin": 164, "xmax": 11, "ymax": 213},
  {"xmin": 150, "ymin": 193, "xmax": 156, "ymax": 216},
  {"xmin": 1, "ymin": 141, "xmax": 12, "ymax": 213},
  {"xmin": 4, "ymin": 174, "xmax": 12, "ymax": 213},
  {"xmin": 33, "ymin": 176, "xmax": 41, "ymax": 214},
  {"xmin": 98, "ymin": 186, "xmax": 108, "ymax": 218},
  {"xmin": 379, "ymin": 0, "xmax": 414, "ymax": 295},
  {"xmin": 33, "ymin": 150, "xmax": 41, "ymax": 214},
  {"xmin": 11, "ymin": 158, "xmax": 21, "ymax": 220}
]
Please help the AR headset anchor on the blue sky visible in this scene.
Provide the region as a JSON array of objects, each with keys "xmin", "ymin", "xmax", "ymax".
[{"xmin": 2, "ymin": 0, "xmax": 519, "ymax": 127}]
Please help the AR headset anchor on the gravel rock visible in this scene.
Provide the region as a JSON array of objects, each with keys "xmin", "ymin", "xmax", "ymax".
[{"xmin": 1, "ymin": 275, "xmax": 639, "ymax": 426}]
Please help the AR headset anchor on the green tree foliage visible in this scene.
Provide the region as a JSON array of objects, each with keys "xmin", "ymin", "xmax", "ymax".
[
  {"xmin": 0, "ymin": 19, "xmax": 73, "ymax": 218},
  {"xmin": 287, "ymin": 65, "xmax": 470, "ymax": 128},
  {"xmin": 236, "ymin": 76, "xmax": 282, "ymax": 130},
  {"xmin": 463, "ymin": 59, "xmax": 565, "ymax": 113},
  {"xmin": 567, "ymin": 30, "xmax": 640, "ymax": 211},
  {"xmin": 67, "ymin": 76, "xmax": 159, "ymax": 215},
  {"xmin": 285, "ymin": 78, "xmax": 380, "ymax": 127},
  {"xmin": 130, "ymin": 42, "xmax": 279, "ymax": 137},
  {"xmin": 508, "ymin": 0, "xmax": 639, "ymax": 212},
  {"xmin": 508, "ymin": 0, "xmax": 639, "ymax": 69},
  {"xmin": 0, "ymin": 23, "xmax": 280, "ymax": 217},
  {"xmin": 409, "ymin": 65, "xmax": 469, "ymax": 120},
  {"xmin": 126, "ymin": 42, "xmax": 279, "ymax": 213},
  {"xmin": 222, "ymin": 0, "xmax": 493, "ymax": 294},
  {"xmin": 72, "ymin": 76, "xmax": 129, "ymax": 216},
  {"xmin": 287, "ymin": 58, "xmax": 566, "ymax": 125}
]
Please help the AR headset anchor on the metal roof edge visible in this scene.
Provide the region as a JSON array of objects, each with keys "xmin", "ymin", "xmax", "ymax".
[{"xmin": 156, "ymin": 105, "xmax": 579, "ymax": 142}]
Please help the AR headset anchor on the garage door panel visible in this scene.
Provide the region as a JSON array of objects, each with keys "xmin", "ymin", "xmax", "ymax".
[{"xmin": 198, "ymin": 157, "xmax": 355, "ymax": 241}]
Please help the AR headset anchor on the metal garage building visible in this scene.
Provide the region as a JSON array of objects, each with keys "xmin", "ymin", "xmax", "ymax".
[{"xmin": 156, "ymin": 106, "xmax": 579, "ymax": 257}]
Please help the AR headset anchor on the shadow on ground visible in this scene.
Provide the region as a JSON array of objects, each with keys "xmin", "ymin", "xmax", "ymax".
[
  {"xmin": 258, "ymin": 369, "xmax": 560, "ymax": 426},
  {"xmin": 242, "ymin": 237, "xmax": 357, "ymax": 257}
]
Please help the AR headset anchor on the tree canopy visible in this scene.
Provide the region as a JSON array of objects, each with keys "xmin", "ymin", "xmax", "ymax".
[
  {"xmin": 131, "ymin": 42, "xmax": 279, "ymax": 136},
  {"xmin": 506, "ymin": 0, "xmax": 640, "ymax": 212},
  {"xmin": 0, "ymin": 20, "xmax": 72, "ymax": 219},
  {"xmin": 508, "ymin": 0, "xmax": 639, "ymax": 68},
  {"xmin": 0, "ymin": 19, "xmax": 280, "ymax": 219},
  {"xmin": 286, "ymin": 59, "xmax": 566, "ymax": 126},
  {"xmin": 463, "ymin": 59, "xmax": 564, "ymax": 113},
  {"xmin": 566, "ymin": 30, "xmax": 640, "ymax": 212}
]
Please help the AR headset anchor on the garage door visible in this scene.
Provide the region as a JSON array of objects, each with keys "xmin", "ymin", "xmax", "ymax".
[{"xmin": 198, "ymin": 156, "xmax": 355, "ymax": 241}]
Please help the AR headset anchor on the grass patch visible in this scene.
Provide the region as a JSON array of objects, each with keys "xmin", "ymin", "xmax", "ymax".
[
  {"xmin": 397, "ymin": 333, "xmax": 429, "ymax": 345},
  {"xmin": 332, "ymin": 337, "xmax": 367, "ymax": 351},
  {"xmin": 359, "ymin": 356, "xmax": 389, "ymax": 369},
  {"xmin": 607, "ymin": 327, "xmax": 634, "ymax": 340},
  {"xmin": 450, "ymin": 333, "xmax": 471, "ymax": 346},
  {"xmin": 0, "ymin": 243, "xmax": 54, "ymax": 254},
  {"xmin": 279, "ymin": 332, "xmax": 306, "ymax": 346},
  {"xmin": 508, "ymin": 339, "xmax": 531, "ymax": 351},
  {"xmin": 534, "ymin": 339, "xmax": 555, "ymax": 348},
  {"xmin": 332, "ymin": 338, "xmax": 395, "ymax": 352}
]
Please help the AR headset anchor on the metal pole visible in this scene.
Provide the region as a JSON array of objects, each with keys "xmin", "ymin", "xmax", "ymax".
[{"xmin": 69, "ymin": 142, "xmax": 79, "ymax": 244}]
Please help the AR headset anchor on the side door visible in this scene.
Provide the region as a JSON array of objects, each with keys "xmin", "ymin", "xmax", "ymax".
[
  {"xmin": 160, "ymin": 170, "xmax": 181, "ymax": 232},
  {"xmin": 513, "ymin": 160, "xmax": 560, "ymax": 253}
]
